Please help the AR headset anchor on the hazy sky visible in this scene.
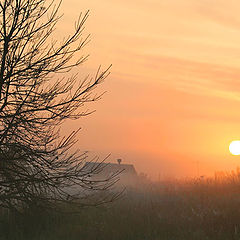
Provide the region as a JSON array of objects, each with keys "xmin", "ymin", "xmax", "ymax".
[{"xmin": 58, "ymin": 0, "xmax": 240, "ymax": 179}]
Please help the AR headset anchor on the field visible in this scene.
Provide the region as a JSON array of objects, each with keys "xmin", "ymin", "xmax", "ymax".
[{"xmin": 2, "ymin": 170, "xmax": 240, "ymax": 240}]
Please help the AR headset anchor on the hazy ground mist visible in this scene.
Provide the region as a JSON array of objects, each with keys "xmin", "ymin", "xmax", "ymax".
[{"xmin": 2, "ymin": 170, "xmax": 240, "ymax": 240}]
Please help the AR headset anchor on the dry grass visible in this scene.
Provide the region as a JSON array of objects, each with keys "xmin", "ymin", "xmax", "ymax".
[{"xmin": 2, "ymin": 169, "xmax": 240, "ymax": 240}]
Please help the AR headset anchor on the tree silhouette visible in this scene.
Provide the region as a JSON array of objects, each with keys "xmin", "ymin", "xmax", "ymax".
[{"xmin": 0, "ymin": 0, "xmax": 117, "ymax": 212}]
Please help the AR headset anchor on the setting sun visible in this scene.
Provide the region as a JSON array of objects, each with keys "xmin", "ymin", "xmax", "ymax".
[{"xmin": 229, "ymin": 141, "xmax": 240, "ymax": 155}]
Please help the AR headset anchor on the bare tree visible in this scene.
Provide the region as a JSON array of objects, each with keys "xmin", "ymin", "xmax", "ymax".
[{"xmin": 0, "ymin": 0, "xmax": 117, "ymax": 212}]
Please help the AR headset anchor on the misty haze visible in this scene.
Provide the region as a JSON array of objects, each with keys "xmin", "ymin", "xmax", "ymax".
[{"xmin": 1, "ymin": 0, "xmax": 240, "ymax": 239}]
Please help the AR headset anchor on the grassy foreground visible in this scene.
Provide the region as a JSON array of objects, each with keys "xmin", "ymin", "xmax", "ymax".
[{"xmin": 2, "ymin": 170, "xmax": 240, "ymax": 240}]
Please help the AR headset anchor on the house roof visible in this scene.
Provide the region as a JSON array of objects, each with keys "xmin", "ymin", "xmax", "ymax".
[{"xmin": 82, "ymin": 162, "xmax": 137, "ymax": 176}]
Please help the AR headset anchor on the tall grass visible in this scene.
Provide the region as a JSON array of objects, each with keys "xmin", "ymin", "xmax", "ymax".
[{"xmin": 2, "ymin": 169, "xmax": 240, "ymax": 240}]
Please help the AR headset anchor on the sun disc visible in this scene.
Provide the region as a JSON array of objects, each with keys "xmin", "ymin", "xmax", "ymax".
[{"xmin": 229, "ymin": 141, "xmax": 240, "ymax": 155}]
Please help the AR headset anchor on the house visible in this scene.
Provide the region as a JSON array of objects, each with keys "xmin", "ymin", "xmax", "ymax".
[{"xmin": 82, "ymin": 159, "xmax": 138, "ymax": 188}]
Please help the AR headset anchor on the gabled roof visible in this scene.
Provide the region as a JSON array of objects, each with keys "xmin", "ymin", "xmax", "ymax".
[{"xmin": 82, "ymin": 162, "xmax": 137, "ymax": 176}]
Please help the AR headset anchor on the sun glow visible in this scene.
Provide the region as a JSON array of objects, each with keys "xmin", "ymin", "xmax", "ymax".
[{"xmin": 229, "ymin": 141, "xmax": 240, "ymax": 155}]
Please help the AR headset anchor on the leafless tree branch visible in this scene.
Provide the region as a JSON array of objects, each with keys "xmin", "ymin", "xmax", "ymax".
[{"xmin": 0, "ymin": 0, "xmax": 117, "ymax": 212}]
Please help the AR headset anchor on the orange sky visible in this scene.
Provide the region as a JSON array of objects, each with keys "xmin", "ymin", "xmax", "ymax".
[{"xmin": 57, "ymin": 0, "xmax": 240, "ymax": 179}]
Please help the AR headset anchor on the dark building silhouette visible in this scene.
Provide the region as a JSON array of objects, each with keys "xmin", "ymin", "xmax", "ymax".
[{"xmin": 82, "ymin": 160, "xmax": 138, "ymax": 188}]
